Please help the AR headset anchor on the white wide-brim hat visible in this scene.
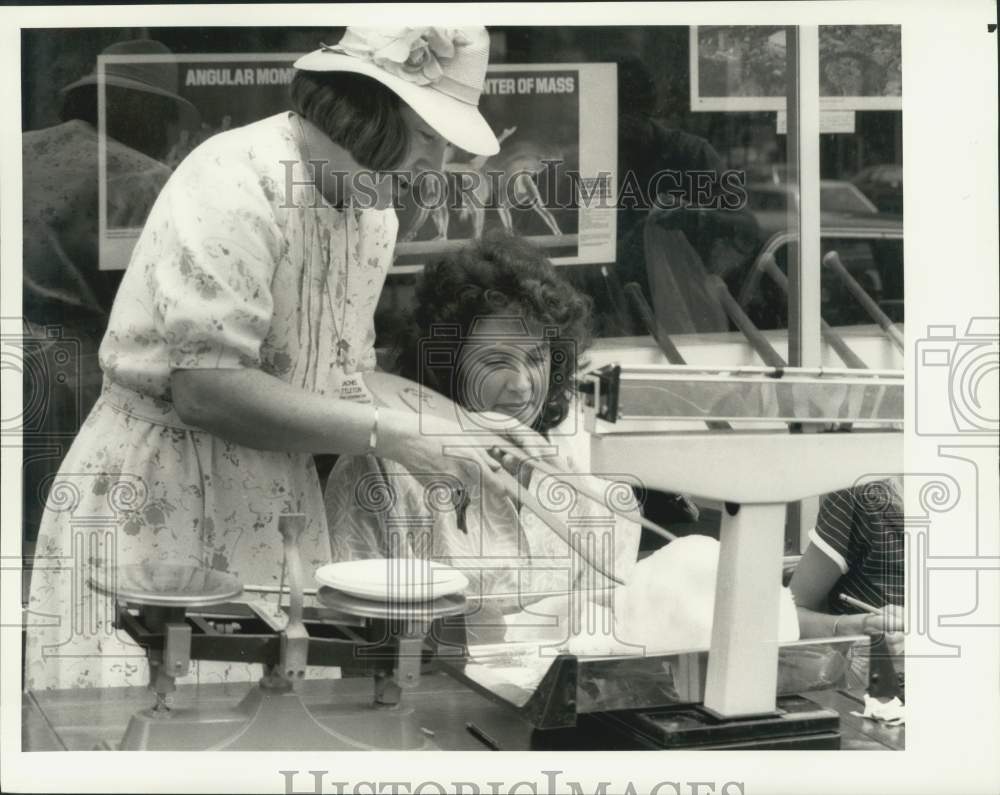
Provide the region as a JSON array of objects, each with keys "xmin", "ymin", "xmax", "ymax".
[{"xmin": 294, "ymin": 27, "xmax": 499, "ymax": 157}]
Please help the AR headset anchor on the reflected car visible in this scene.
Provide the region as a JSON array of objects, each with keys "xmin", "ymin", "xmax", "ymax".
[
  {"xmin": 736, "ymin": 213, "xmax": 903, "ymax": 331},
  {"xmin": 851, "ymin": 163, "xmax": 903, "ymax": 214},
  {"xmin": 745, "ymin": 180, "xmax": 880, "ymax": 236}
]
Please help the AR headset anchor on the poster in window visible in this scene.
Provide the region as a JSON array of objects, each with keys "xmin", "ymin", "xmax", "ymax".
[
  {"xmin": 98, "ymin": 53, "xmax": 304, "ymax": 271},
  {"xmin": 690, "ymin": 25, "xmax": 902, "ymax": 112},
  {"xmin": 393, "ymin": 63, "xmax": 618, "ymax": 270},
  {"xmin": 99, "ymin": 57, "xmax": 618, "ymax": 272}
]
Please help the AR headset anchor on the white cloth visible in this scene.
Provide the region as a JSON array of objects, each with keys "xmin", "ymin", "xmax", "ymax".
[{"xmin": 503, "ymin": 535, "xmax": 801, "ymax": 655}]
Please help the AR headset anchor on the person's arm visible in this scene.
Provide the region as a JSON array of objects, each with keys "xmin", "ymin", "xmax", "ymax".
[
  {"xmin": 790, "ymin": 543, "xmax": 870, "ymax": 638},
  {"xmin": 171, "ymin": 367, "xmax": 510, "ymax": 493},
  {"xmin": 172, "ymin": 368, "xmax": 372, "ymax": 453},
  {"xmin": 791, "ymin": 487, "xmax": 905, "ymax": 640}
]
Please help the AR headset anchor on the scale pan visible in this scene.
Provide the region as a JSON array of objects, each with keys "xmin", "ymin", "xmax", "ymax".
[
  {"xmin": 88, "ymin": 562, "xmax": 243, "ymax": 606},
  {"xmin": 315, "ymin": 558, "xmax": 469, "ymax": 602}
]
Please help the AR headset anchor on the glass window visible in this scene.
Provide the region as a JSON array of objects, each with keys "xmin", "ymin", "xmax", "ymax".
[
  {"xmin": 740, "ymin": 234, "xmax": 903, "ymax": 331},
  {"xmin": 19, "ymin": 25, "xmax": 902, "ymax": 557}
]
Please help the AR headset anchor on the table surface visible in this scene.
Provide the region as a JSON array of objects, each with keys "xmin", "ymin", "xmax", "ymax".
[{"xmin": 22, "ymin": 672, "xmax": 904, "ymax": 752}]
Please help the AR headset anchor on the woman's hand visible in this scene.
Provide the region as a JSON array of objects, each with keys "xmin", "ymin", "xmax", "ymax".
[
  {"xmin": 860, "ymin": 604, "xmax": 905, "ymax": 658},
  {"xmin": 375, "ymin": 408, "xmax": 513, "ymax": 498},
  {"xmin": 860, "ymin": 603, "xmax": 905, "ymax": 635}
]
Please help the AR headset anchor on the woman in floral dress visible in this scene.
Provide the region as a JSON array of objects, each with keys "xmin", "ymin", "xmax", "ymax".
[{"xmin": 26, "ymin": 27, "xmax": 503, "ymax": 690}]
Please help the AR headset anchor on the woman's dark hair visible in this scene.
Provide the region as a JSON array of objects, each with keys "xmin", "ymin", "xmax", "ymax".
[
  {"xmin": 395, "ymin": 232, "xmax": 593, "ymax": 434},
  {"xmin": 290, "ymin": 70, "xmax": 410, "ymax": 172}
]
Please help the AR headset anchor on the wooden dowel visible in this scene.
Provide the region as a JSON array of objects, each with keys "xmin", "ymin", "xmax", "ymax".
[
  {"xmin": 822, "ymin": 251, "xmax": 904, "ymax": 353},
  {"xmin": 759, "ymin": 256, "xmax": 868, "ymax": 370},
  {"xmin": 601, "ymin": 266, "xmax": 637, "ymax": 336},
  {"xmin": 623, "ymin": 282, "xmax": 732, "ymax": 433},
  {"xmin": 623, "ymin": 282, "xmax": 685, "ymax": 364},
  {"xmin": 707, "ymin": 274, "xmax": 787, "ymax": 368}
]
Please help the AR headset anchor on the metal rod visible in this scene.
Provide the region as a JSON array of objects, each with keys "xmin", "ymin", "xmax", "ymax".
[
  {"xmin": 522, "ymin": 452, "xmax": 677, "ymax": 543},
  {"xmin": 759, "ymin": 256, "xmax": 868, "ymax": 369},
  {"xmin": 599, "ymin": 362, "xmax": 902, "ymax": 378},
  {"xmin": 822, "ymin": 251, "xmax": 904, "ymax": 352},
  {"xmin": 707, "ymin": 274, "xmax": 787, "ymax": 368},
  {"xmin": 278, "ymin": 515, "xmax": 306, "ymax": 627},
  {"xmin": 243, "ymin": 584, "xmax": 319, "ymax": 597},
  {"xmin": 785, "ymin": 25, "xmax": 823, "ymax": 369}
]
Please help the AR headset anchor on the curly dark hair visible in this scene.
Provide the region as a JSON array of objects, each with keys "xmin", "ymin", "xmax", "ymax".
[{"xmin": 394, "ymin": 233, "xmax": 593, "ymax": 434}]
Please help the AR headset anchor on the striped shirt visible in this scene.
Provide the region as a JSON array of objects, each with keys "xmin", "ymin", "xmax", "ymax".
[{"xmin": 809, "ymin": 481, "xmax": 904, "ymax": 613}]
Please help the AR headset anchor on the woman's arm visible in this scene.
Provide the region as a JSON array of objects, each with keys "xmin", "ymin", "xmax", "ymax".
[
  {"xmin": 170, "ymin": 368, "xmax": 509, "ymax": 490},
  {"xmin": 172, "ymin": 368, "xmax": 372, "ymax": 453},
  {"xmin": 790, "ymin": 544, "xmax": 870, "ymax": 638}
]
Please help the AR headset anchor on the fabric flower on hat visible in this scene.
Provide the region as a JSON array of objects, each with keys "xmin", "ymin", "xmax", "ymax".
[{"xmin": 327, "ymin": 27, "xmax": 470, "ymax": 87}]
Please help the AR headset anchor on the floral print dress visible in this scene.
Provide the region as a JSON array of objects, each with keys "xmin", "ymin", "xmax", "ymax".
[{"xmin": 25, "ymin": 112, "xmax": 398, "ymax": 690}]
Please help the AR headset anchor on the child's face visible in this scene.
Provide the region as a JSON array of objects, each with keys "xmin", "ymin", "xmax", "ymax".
[{"xmin": 455, "ymin": 313, "xmax": 552, "ymax": 426}]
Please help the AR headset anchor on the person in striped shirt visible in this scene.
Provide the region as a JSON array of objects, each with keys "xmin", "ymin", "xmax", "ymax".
[{"xmin": 790, "ymin": 478, "xmax": 904, "ymax": 689}]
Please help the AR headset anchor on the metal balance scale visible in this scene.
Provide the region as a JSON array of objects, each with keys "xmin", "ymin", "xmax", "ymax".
[
  {"xmin": 432, "ymin": 362, "xmax": 903, "ymax": 750},
  {"xmin": 574, "ymin": 362, "xmax": 902, "ymax": 746},
  {"xmin": 88, "ymin": 365, "xmax": 902, "ymax": 751},
  {"xmin": 89, "ymin": 514, "xmax": 468, "ymax": 751}
]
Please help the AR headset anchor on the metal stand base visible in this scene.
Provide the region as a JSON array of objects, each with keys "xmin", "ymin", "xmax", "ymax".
[
  {"xmin": 531, "ymin": 695, "xmax": 841, "ymax": 750},
  {"xmin": 118, "ymin": 681, "xmax": 435, "ymax": 751}
]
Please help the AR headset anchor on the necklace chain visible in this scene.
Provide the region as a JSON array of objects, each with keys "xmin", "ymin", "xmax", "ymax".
[{"xmin": 296, "ymin": 114, "xmax": 351, "ymax": 369}]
